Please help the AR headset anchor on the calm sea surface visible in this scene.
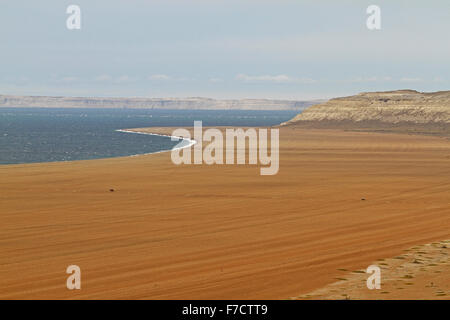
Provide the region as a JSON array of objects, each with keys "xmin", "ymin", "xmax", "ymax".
[{"xmin": 0, "ymin": 108, "xmax": 298, "ymax": 164}]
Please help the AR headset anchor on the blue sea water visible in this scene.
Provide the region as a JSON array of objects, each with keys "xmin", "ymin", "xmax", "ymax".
[{"xmin": 0, "ymin": 108, "xmax": 298, "ymax": 164}]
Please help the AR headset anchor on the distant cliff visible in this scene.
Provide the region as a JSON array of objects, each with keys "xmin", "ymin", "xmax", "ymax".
[
  {"xmin": 0, "ymin": 95, "xmax": 324, "ymax": 111},
  {"xmin": 282, "ymin": 90, "xmax": 450, "ymax": 136}
]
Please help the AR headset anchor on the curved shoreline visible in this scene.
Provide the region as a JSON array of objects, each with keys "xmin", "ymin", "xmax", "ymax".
[
  {"xmin": 115, "ymin": 129, "xmax": 197, "ymax": 156},
  {"xmin": 0, "ymin": 129, "xmax": 197, "ymax": 166}
]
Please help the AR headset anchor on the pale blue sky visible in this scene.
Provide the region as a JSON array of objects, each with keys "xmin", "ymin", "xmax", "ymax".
[{"xmin": 0, "ymin": 0, "xmax": 449, "ymax": 99}]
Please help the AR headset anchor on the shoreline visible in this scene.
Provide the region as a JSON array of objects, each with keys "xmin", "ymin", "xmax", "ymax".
[
  {"xmin": 0, "ymin": 128, "xmax": 197, "ymax": 166},
  {"xmin": 2, "ymin": 122, "xmax": 446, "ymax": 167},
  {"xmin": 115, "ymin": 129, "xmax": 197, "ymax": 156}
]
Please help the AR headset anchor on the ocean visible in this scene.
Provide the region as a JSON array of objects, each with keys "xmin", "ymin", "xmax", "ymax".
[{"xmin": 0, "ymin": 108, "xmax": 298, "ymax": 164}]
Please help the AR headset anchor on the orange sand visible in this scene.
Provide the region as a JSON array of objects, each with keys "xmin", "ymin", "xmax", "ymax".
[{"xmin": 0, "ymin": 128, "xmax": 449, "ymax": 299}]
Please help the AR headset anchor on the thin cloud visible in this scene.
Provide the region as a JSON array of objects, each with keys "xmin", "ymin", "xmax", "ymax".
[
  {"xmin": 115, "ymin": 75, "xmax": 137, "ymax": 83},
  {"xmin": 94, "ymin": 75, "xmax": 113, "ymax": 82},
  {"xmin": 400, "ymin": 77, "xmax": 422, "ymax": 82},
  {"xmin": 348, "ymin": 76, "xmax": 392, "ymax": 83},
  {"xmin": 209, "ymin": 77, "xmax": 223, "ymax": 83},
  {"xmin": 149, "ymin": 74, "xmax": 171, "ymax": 81},
  {"xmin": 93, "ymin": 75, "xmax": 137, "ymax": 83},
  {"xmin": 236, "ymin": 74, "xmax": 316, "ymax": 84}
]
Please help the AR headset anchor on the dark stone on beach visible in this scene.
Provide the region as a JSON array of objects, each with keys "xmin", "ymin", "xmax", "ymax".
[
  {"xmin": 109, "ymin": 189, "xmax": 115, "ymax": 192},
  {"xmin": 361, "ymin": 198, "xmax": 366, "ymax": 201}
]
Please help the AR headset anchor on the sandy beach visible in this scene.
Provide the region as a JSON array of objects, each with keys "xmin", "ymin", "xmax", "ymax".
[{"xmin": 1, "ymin": 127, "xmax": 449, "ymax": 299}]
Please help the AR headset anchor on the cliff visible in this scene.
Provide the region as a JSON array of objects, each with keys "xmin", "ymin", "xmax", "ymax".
[
  {"xmin": 282, "ymin": 90, "xmax": 450, "ymax": 136},
  {"xmin": 0, "ymin": 95, "xmax": 323, "ymax": 111}
]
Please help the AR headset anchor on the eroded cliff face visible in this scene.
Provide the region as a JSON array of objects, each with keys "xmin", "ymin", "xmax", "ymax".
[
  {"xmin": 0, "ymin": 95, "xmax": 322, "ymax": 111},
  {"xmin": 283, "ymin": 90, "xmax": 450, "ymax": 136}
]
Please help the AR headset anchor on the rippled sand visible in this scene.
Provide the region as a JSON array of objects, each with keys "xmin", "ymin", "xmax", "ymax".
[{"xmin": 1, "ymin": 128, "xmax": 449, "ymax": 299}]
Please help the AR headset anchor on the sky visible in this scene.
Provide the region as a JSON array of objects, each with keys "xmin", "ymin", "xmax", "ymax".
[{"xmin": 0, "ymin": 0, "xmax": 449, "ymax": 100}]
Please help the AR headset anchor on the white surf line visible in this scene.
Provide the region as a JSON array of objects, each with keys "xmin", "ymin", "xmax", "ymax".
[{"xmin": 115, "ymin": 129, "xmax": 197, "ymax": 157}]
